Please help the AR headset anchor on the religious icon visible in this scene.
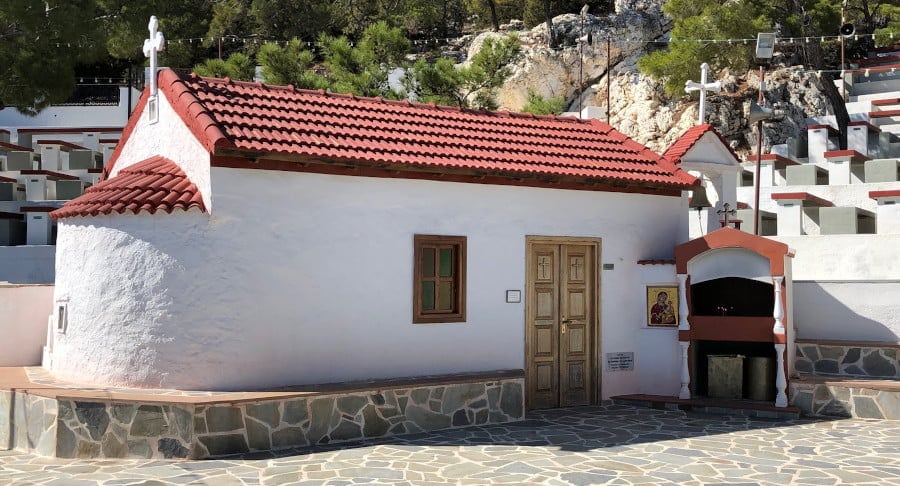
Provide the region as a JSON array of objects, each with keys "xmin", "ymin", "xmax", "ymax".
[{"xmin": 647, "ymin": 286, "xmax": 678, "ymax": 327}]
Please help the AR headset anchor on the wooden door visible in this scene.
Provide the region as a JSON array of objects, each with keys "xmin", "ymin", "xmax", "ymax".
[{"xmin": 526, "ymin": 240, "xmax": 596, "ymax": 410}]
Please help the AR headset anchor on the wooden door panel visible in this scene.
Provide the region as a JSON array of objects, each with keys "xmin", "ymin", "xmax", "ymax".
[
  {"xmin": 527, "ymin": 241, "xmax": 596, "ymax": 410},
  {"xmin": 560, "ymin": 245, "xmax": 592, "ymax": 407},
  {"xmin": 567, "ymin": 326, "xmax": 585, "ymax": 354},
  {"xmin": 567, "ymin": 291, "xmax": 586, "ymax": 320},
  {"xmin": 528, "ymin": 245, "xmax": 560, "ymax": 410},
  {"xmin": 535, "ymin": 289, "xmax": 554, "ymax": 320}
]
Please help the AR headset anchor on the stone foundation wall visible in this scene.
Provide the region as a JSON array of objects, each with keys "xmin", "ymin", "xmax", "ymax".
[
  {"xmin": 192, "ymin": 379, "xmax": 523, "ymax": 458},
  {"xmin": 3, "ymin": 376, "xmax": 524, "ymax": 459},
  {"xmin": 791, "ymin": 382, "xmax": 900, "ymax": 420},
  {"xmin": 2, "ymin": 391, "xmax": 58, "ymax": 456},
  {"xmin": 56, "ymin": 401, "xmax": 194, "ymax": 459},
  {"xmin": 795, "ymin": 341, "xmax": 899, "ymax": 378}
]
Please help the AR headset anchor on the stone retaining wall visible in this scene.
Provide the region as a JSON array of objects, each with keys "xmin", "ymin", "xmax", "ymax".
[
  {"xmin": 790, "ymin": 382, "xmax": 900, "ymax": 419},
  {"xmin": 795, "ymin": 341, "xmax": 899, "ymax": 378},
  {"xmin": 1, "ymin": 391, "xmax": 58, "ymax": 456},
  {"xmin": 3, "ymin": 376, "xmax": 524, "ymax": 459}
]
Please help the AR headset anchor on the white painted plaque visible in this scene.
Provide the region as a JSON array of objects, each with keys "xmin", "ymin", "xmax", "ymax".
[{"xmin": 606, "ymin": 352, "xmax": 634, "ymax": 371}]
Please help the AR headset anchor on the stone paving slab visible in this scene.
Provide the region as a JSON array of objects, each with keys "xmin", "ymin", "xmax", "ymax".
[{"xmin": 1, "ymin": 403, "xmax": 898, "ymax": 485}]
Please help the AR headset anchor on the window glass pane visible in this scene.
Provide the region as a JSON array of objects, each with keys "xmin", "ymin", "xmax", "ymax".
[
  {"xmin": 422, "ymin": 248, "xmax": 435, "ymax": 278},
  {"xmin": 422, "ymin": 281, "xmax": 435, "ymax": 310},
  {"xmin": 439, "ymin": 248, "xmax": 453, "ymax": 277},
  {"xmin": 438, "ymin": 281, "xmax": 453, "ymax": 310}
]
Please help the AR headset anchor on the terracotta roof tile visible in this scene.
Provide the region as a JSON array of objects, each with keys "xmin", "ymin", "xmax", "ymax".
[
  {"xmin": 51, "ymin": 156, "xmax": 205, "ymax": 220},
  {"xmin": 104, "ymin": 69, "xmax": 695, "ymax": 190}
]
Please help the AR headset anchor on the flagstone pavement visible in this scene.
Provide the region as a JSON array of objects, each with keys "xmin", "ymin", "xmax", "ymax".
[{"xmin": 1, "ymin": 403, "xmax": 898, "ymax": 485}]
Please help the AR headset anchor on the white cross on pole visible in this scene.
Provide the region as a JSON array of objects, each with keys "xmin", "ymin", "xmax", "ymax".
[
  {"xmin": 685, "ymin": 63, "xmax": 722, "ymax": 125},
  {"xmin": 143, "ymin": 16, "xmax": 165, "ymax": 98}
]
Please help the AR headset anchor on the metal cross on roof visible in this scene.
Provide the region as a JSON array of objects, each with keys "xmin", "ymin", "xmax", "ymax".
[
  {"xmin": 143, "ymin": 16, "xmax": 165, "ymax": 96},
  {"xmin": 685, "ymin": 63, "xmax": 722, "ymax": 125}
]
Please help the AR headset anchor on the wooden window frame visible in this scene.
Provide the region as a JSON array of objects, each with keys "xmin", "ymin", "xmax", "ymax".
[{"xmin": 413, "ymin": 234, "xmax": 467, "ymax": 323}]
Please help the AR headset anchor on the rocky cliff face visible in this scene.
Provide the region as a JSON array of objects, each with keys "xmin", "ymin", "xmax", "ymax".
[{"xmin": 472, "ymin": 10, "xmax": 837, "ymax": 157}]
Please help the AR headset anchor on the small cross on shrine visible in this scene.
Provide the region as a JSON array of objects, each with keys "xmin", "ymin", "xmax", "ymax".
[
  {"xmin": 716, "ymin": 202, "xmax": 741, "ymax": 229},
  {"xmin": 684, "ymin": 63, "xmax": 722, "ymax": 125},
  {"xmin": 143, "ymin": 16, "xmax": 165, "ymax": 122}
]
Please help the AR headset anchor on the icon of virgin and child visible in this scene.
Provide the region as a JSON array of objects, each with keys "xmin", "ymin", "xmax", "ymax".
[{"xmin": 649, "ymin": 289, "xmax": 677, "ymax": 325}]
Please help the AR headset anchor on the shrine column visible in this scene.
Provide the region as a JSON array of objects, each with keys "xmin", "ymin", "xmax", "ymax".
[
  {"xmin": 772, "ymin": 275, "xmax": 788, "ymax": 407},
  {"xmin": 677, "ymin": 274, "xmax": 691, "ymax": 399}
]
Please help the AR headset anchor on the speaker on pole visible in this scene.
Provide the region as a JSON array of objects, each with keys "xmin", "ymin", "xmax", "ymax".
[{"xmin": 839, "ymin": 23, "xmax": 855, "ymax": 38}]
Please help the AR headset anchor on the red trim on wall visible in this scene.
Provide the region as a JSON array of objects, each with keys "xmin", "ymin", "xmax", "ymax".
[
  {"xmin": 771, "ymin": 192, "xmax": 834, "ymax": 207},
  {"xmin": 674, "ymin": 227, "xmax": 792, "ymax": 274},
  {"xmin": 823, "ymin": 149, "xmax": 870, "ymax": 162},
  {"xmin": 847, "ymin": 120, "xmax": 881, "ymax": 133},
  {"xmin": 34, "ymin": 140, "xmax": 89, "ymax": 151},
  {"xmin": 20, "ymin": 206, "xmax": 58, "ymax": 212},
  {"xmin": 807, "ymin": 124, "xmax": 839, "ymax": 135},
  {"xmin": 0, "ymin": 141, "xmax": 34, "ymax": 152},
  {"xmin": 19, "ymin": 170, "xmax": 80, "ymax": 181},
  {"xmin": 17, "ymin": 127, "xmax": 122, "ymax": 134},
  {"xmin": 689, "ymin": 316, "xmax": 776, "ymax": 342},
  {"xmin": 870, "ymin": 190, "xmax": 900, "ymax": 199},
  {"xmin": 870, "ymin": 109, "xmax": 900, "ymax": 118},
  {"xmin": 759, "ymin": 154, "xmax": 800, "ymax": 166}
]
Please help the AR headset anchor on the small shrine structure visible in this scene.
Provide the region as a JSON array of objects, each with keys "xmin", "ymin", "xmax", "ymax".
[{"xmin": 674, "ymin": 227, "xmax": 795, "ymax": 407}]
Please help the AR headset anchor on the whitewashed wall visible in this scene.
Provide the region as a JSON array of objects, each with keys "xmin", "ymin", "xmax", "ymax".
[
  {"xmin": 774, "ymin": 235, "xmax": 900, "ymax": 342},
  {"xmin": 51, "ymin": 168, "xmax": 687, "ymax": 394},
  {"xmin": 107, "ymin": 91, "xmax": 213, "ymax": 210},
  {"xmin": 637, "ymin": 263, "xmax": 680, "ymax": 396},
  {"xmin": 0, "ymin": 284, "xmax": 53, "ymax": 365}
]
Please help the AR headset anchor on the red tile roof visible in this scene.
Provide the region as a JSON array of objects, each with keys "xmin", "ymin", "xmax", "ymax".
[
  {"xmin": 52, "ymin": 156, "xmax": 206, "ymax": 220},
  {"xmin": 105, "ymin": 69, "xmax": 696, "ymax": 191},
  {"xmin": 662, "ymin": 124, "xmax": 739, "ymax": 166}
]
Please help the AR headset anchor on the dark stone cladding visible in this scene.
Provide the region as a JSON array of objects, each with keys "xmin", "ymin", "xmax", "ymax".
[{"xmin": 2, "ymin": 370, "xmax": 526, "ymax": 459}]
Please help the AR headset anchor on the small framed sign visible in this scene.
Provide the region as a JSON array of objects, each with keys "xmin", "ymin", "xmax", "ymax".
[
  {"xmin": 647, "ymin": 285, "xmax": 678, "ymax": 327},
  {"xmin": 506, "ymin": 290, "xmax": 521, "ymax": 303},
  {"xmin": 606, "ymin": 352, "xmax": 634, "ymax": 371}
]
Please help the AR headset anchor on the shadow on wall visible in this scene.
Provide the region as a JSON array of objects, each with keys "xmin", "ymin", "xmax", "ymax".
[{"xmin": 793, "ymin": 281, "xmax": 900, "ymax": 342}]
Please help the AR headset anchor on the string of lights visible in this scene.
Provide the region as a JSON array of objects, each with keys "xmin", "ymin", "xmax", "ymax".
[
  {"xmin": 50, "ymin": 30, "xmax": 898, "ymax": 51},
  {"xmin": 152, "ymin": 30, "xmax": 898, "ymax": 48}
]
